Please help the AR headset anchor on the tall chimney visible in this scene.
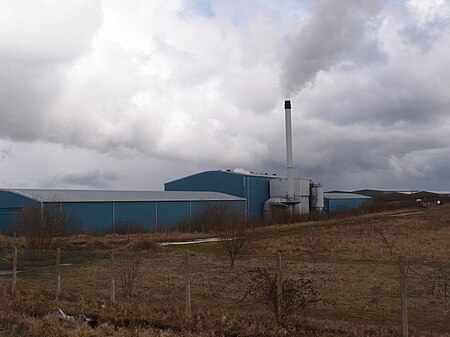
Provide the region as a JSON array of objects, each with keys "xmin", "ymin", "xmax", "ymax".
[{"xmin": 284, "ymin": 100, "xmax": 294, "ymax": 201}]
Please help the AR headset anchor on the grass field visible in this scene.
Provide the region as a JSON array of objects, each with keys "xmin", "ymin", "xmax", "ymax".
[{"xmin": 0, "ymin": 206, "xmax": 449, "ymax": 336}]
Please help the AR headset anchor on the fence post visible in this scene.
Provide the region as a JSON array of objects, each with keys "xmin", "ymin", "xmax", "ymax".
[
  {"xmin": 56, "ymin": 248, "xmax": 61, "ymax": 301},
  {"xmin": 399, "ymin": 256, "xmax": 408, "ymax": 337},
  {"xmin": 277, "ymin": 252, "xmax": 282, "ymax": 323},
  {"xmin": 110, "ymin": 251, "xmax": 116, "ymax": 303},
  {"xmin": 11, "ymin": 247, "xmax": 17, "ymax": 294},
  {"xmin": 185, "ymin": 252, "xmax": 191, "ymax": 315}
]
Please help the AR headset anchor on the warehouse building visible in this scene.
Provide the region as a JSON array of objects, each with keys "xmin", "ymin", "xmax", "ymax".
[
  {"xmin": 0, "ymin": 177, "xmax": 376, "ymax": 233},
  {"xmin": 323, "ymin": 193, "xmax": 372, "ymax": 213},
  {"xmin": 0, "ymin": 189, "xmax": 245, "ymax": 233},
  {"xmin": 0, "ymin": 169, "xmax": 324, "ymax": 233},
  {"xmin": 165, "ymin": 170, "xmax": 279, "ymax": 219},
  {"xmin": 165, "ymin": 170, "xmax": 324, "ymax": 219}
]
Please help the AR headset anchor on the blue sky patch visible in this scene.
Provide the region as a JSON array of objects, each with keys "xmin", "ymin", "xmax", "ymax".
[{"xmin": 182, "ymin": 0, "xmax": 215, "ymax": 18}]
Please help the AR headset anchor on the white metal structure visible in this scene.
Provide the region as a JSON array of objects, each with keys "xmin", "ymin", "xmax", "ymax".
[
  {"xmin": 310, "ymin": 182, "xmax": 324, "ymax": 211},
  {"xmin": 262, "ymin": 100, "xmax": 324, "ymax": 220},
  {"xmin": 284, "ymin": 100, "xmax": 294, "ymax": 202}
]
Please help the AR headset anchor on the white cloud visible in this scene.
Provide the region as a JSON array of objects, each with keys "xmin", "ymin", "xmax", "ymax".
[{"xmin": 0, "ymin": 0, "xmax": 450, "ymax": 191}]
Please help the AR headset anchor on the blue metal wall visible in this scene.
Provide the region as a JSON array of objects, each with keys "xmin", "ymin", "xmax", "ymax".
[
  {"xmin": 68, "ymin": 200, "xmax": 245, "ymax": 232},
  {"xmin": 0, "ymin": 193, "xmax": 246, "ymax": 233},
  {"xmin": 324, "ymin": 197, "xmax": 372, "ymax": 213},
  {"xmin": 114, "ymin": 201, "xmax": 156, "ymax": 231},
  {"xmin": 164, "ymin": 171, "xmax": 276, "ymax": 219},
  {"xmin": 63, "ymin": 202, "xmax": 113, "ymax": 232},
  {"xmin": 0, "ymin": 191, "xmax": 38, "ymax": 234}
]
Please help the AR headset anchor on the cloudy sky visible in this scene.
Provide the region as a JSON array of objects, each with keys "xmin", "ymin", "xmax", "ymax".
[{"xmin": 1, "ymin": 0, "xmax": 450, "ymax": 191}]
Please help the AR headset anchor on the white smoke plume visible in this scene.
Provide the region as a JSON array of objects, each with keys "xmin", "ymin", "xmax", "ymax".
[{"xmin": 281, "ymin": 0, "xmax": 386, "ymax": 96}]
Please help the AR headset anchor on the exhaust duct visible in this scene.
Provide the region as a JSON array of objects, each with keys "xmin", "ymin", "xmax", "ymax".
[{"xmin": 284, "ymin": 100, "xmax": 294, "ymax": 202}]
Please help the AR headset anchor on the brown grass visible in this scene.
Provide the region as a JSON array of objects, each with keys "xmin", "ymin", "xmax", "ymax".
[
  {"xmin": 253, "ymin": 207, "xmax": 450, "ymax": 261},
  {"xmin": 0, "ymin": 206, "xmax": 449, "ymax": 336}
]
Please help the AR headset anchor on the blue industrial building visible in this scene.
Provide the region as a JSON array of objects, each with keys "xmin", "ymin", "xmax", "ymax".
[
  {"xmin": 0, "ymin": 189, "xmax": 245, "ymax": 233},
  {"xmin": 0, "ymin": 170, "xmax": 375, "ymax": 234},
  {"xmin": 323, "ymin": 193, "xmax": 372, "ymax": 213},
  {"xmin": 164, "ymin": 170, "xmax": 280, "ymax": 219}
]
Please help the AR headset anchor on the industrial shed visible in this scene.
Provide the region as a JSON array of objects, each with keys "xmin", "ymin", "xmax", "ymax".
[
  {"xmin": 0, "ymin": 189, "xmax": 245, "ymax": 233},
  {"xmin": 323, "ymin": 193, "xmax": 372, "ymax": 213},
  {"xmin": 165, "ymin": 170, "xmax": 324, "ymax": 218},
  {"xmin": 164, "ymin": 170, "xmax": 280, "ymax": 219}
]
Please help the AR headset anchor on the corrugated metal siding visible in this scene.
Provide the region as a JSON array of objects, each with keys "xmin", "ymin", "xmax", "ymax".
[
  {"xmin": 189, "ymin": 200, "xmax": 246, "ymax": 217},
  {"xmin": 247, "ymin": 176, "xmax": 271, "ymax": 219},
  {"xmin": 114, "ymin": 201, "xmax": 156, "ymax": 231},
  {"xmin": 156, "ymin": 201, "xmax": 190, "ymax": 230},
  {"xmin": 165, "ymin": 171, "xmax": 245, "ymax": 196},
  {"xmin": 0, "ymin": 191, "xmax": 39, "ymax": 232},
  {"xmin": 0, "ymin": 213, "xmax": 18, "ymax": 234},
  {"xmin": 324, "ymin": 197, "xmax": 372, "ymax": 213},
  {"xmin": 0, "ymin": 190, "xmax": 37, "ymax": 208},
  {"xmin": 165, "ymin": 171, "xmax": 274, "ymax": 219},
  {"xmin": 0, "ymin": 186, "xmax": 247, "ymax": 233},
  {"xmin": 62, "ymin": 199, "xmax": 246, "ymax": 232},
  {"xmin": 64, "ymin": 202, "xmax": 113, "ymax": 231}
]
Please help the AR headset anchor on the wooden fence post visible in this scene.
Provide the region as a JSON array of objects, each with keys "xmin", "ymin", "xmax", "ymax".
[
  {"xmin": 399, "ymin": 256, "xmax": 408, "ymax": 337},
  {"xmin": 185, "ymin": 252, "xmax": 191, "ymax": 315},
  {"xmin": 110, "ymin": 251, "xmax": 116, "ymax": 303},
  {"xmin": 55, "ymin": 248, "xmax": 61, "ymax": 301},
  {"xmin": 276, "ymin": 252, "xmax": 282, "ymax": 323},
  {"xmin": 11, "ymin": 247, "xmax": 17, "ymax": 294}
]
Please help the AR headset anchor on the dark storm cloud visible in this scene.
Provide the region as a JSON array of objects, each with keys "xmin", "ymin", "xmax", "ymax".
[
  {"xmin": 1, "ymin": 1, "xmax": 450, "ymax": 192},
  {"xmin": 59, "ymin": 170, "xmax": 121, "ymax": 189},
  {"xmin": 300, "ymin": 66, "xmax": 450, "ymax": 127},
  {"xmin": 281, "ymin": 0, "xmax": 386, "ymax": 96},
  {"xmin": 0, "ymin": 64, "xmax": 59, "ymax": 140},
  {"xmin": 273, "ymin": 0, "xmax": 450, "ymax": 191}
]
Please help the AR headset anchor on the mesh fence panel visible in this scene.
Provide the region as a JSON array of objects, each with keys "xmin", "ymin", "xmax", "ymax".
[
  {"xmin": 0, "ymin": 248, "xmax": 448, "ymax": 334},
  {"xmin": 406, "ymin": 261, "xmax": 449, "ymax": 332}
]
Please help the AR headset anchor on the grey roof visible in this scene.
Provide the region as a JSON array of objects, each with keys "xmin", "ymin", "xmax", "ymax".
[
  {"xmin": 218, "ymin": 169, "xmax": 280, "ymax": 178},
  {"xmin": 165, "ymin": 170, "xmax": 314, "ymax": 185},
  {"xmin": 2, "ymin": 189, "xmax": 245, "ymax": 203},
  {"xmin": 324, "ymin": 193, "xmax": 372, "ymax": 200}
]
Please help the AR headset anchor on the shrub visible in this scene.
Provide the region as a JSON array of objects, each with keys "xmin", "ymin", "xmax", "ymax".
[
  {"xmin": 179, "ymin": 203, "xmax": 246, "ymax": 232},
  {"xmin": 218, "ymin": 223, "xmax": 254, "ymax": 267},
  {"xmin": 243, "ymin": 267, "xmax": 319, "ymax": 328},
  {"xmin": 118, "ymin": 253, "xmax": 142, "ymax": 298},
  {"xmin": 113, "ymin": 221, "xmax": 145, "ymax": 235},
  {"xmin": 13, "ymin": 203, "xmax": 80, "ymax": 250}
]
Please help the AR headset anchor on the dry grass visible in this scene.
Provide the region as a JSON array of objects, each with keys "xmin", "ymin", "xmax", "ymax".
[
  {"xmin": 253, "ymin": 207, "xmax": 450, "ymax": 261},
  {"xmin": 0, "ymin": 206, "xmax": 449, "ymax": 336}
]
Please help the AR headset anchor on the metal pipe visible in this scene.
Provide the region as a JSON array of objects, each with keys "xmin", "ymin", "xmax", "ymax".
[{"xmin": 284, "ymin": 100, "xmax": 294, "ymax": 201}]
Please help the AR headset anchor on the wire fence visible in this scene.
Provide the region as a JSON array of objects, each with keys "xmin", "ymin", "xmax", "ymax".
[{"xmin": 0, "ymin": 248, "xmax": 448, "ymax": 335}]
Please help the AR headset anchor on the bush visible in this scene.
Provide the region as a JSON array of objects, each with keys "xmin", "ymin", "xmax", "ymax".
[
  {"xmin": 118, "ymin": 253, "xmax": 142, "ymax": 298},
  {"xmin": 113, "ymin": 221, "xmax": 145, "ymax": 235},
  {"xmin": 13, "ymin": 204, "xmax": 80, "ymax": 250},
  {"xmin": 178, "ymin": 203, "xmax": 246, "ymax": 232},
  {"xmin": 218, "ymin": 223, "xmax": 254, "ymax": 267},
  {"xmin": 243, "ymin": 267, "xmax": 319, "ymax": 328}
]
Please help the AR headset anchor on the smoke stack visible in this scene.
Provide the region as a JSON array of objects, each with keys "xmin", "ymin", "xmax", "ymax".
[{"xmin": 284, "ymin": 100, "xmax": 294, "ymax": 201}]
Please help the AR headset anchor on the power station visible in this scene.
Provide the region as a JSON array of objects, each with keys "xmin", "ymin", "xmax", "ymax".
[{"xmin": 0, "ymin": 101, "xmax": 370, "ymax": 233}]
